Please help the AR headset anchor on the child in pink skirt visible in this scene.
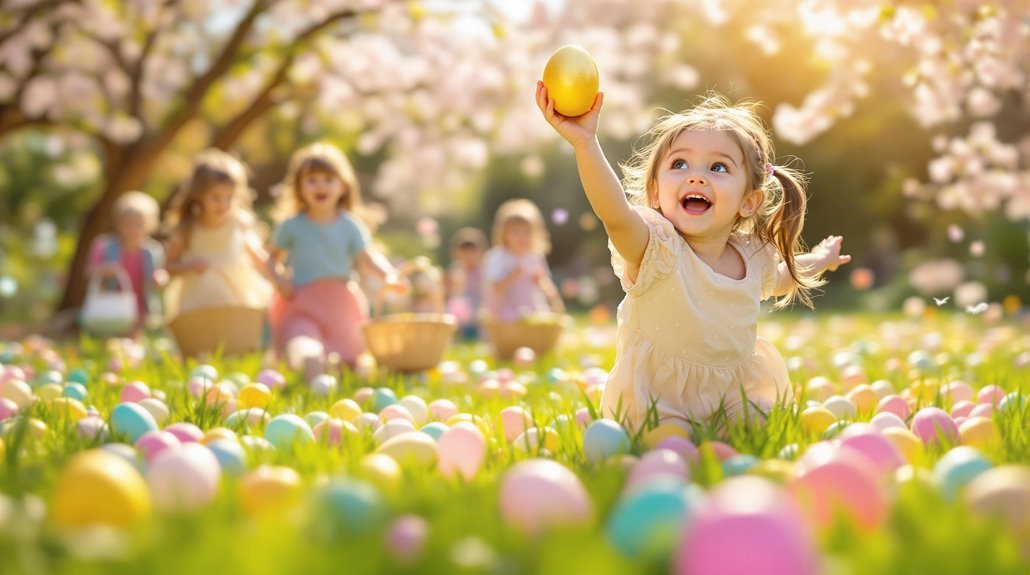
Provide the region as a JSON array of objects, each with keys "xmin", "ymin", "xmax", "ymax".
[{"xmin": 267, "ymin": 143, "xmax": 406, "ymax": 379}]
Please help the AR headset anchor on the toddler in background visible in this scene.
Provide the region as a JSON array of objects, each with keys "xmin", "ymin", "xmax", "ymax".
[
  {"xmin": 445, "ymin": 227, "xmax": 487, "ymax": 339},
  {"xmin": 482, "ymin": 199, "xmax": 565, "ymax": 322},
  {"xmin": 85, "ymin": 191, "xmax": 166, "ymax": 335},
  {"xmin": 162, "ymin": 149, "xmax": 272, "ymax": 321},
  {"xmin": 267, "ymin": 142, "xmax": 406, "ymax": 379}
]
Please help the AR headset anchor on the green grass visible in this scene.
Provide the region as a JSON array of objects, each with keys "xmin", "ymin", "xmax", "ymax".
[{"xmin": 1, "ymin": 312, "xmax": 1029, "ymax": 574}]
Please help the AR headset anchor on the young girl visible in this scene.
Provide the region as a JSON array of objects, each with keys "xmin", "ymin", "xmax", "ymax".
[
  {"xmin": 267, "ymin": 142, "xmax": 406, "ymax": 378},
  {"xmin": 482, "ymin": 199, "xmax": 565, "ymax": 322},
  {"xmin": 85, "ymin": 191, "xmax": 166, "ymax": 335},
  {"xmin": 445, "ymin": 227, "xmax": 487, "ymax": 338},
  {"xmin": 162, "ymin": 149, "xmax": 272, "ymax": 320},
  {"xmin": 536, "ymin": 85, "xmax": 850, "ymax": 430}
]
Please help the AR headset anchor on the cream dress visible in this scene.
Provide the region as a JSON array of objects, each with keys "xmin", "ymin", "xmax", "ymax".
[
  {"xmin": 164, "ymin": 212, "xmax": 273, "ymax": 320},
  {"xmin": 600, "ymin": 206, "xmax": 793, "ymax": 430}
]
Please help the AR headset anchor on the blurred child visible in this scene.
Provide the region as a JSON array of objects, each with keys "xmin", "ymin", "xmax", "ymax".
[
  {"xmin": 267, "ymin": 142, "xmax": 407, "ymax": 379},
  {"xmin": 85, "ymin": 191, "xmax": 166, "ymax": 335},
  {"xmin": 399, "ymin": 256, "xmax": 445, "ymax": 314},
  {"xmin": 482, "ymin": 199, "xmax": 565, "ymax": 322},
  {"xmin": 162, "ymin": 149, "xmax": 272, "ymax": 320},
  {"xmin": 445, "ymin": 227, "xmax": 487, "ymax": 338}
]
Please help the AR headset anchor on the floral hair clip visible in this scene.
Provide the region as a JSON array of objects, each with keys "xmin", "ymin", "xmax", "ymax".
[{"xmin": 764, "ymin": 163, "xmax": 775, "ymax": 177}]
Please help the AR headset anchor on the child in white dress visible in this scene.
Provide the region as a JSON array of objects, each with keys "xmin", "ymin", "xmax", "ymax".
[{"xmin": 536, "ymin": 85, "xmax": 851, "ymax": 430}]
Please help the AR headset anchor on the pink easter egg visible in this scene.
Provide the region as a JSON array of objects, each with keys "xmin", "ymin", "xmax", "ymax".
[
  {"xmin": 76, "ymin": 416, "xmax": 109, "ymax": 441},
  {"xmin": 135, "ymin": 430, "xmax": 182, "ymax": 462},
  {"xmin": 977, "ymin": 385, "xmax": 1005, "ymax": 406},
  {"xmin": 498, "ymin": 406, "xmax": 531, "ymax": 442},
  {"xmin": 437, "ymin": 422, "xmax": 486, "ymax": 481},
  {"xmin": 943, "ymin": 381, "xmax": 974, "ymax": 404},
  {"xmin": 838, "ymin": 423, "xmax": 877, "ymax": 439},
  {"xmin": 655, "ymin": 436, "xmax": 700, "ymax": 464},
  {"xmin": 379, "ymin": 404, "xmax": 415, "ymax": 425},
  {"xmin": 838, "ymin": 432, "xmax": 905, "ymax": 476},
  {"xmin": 701, "ymin": 441, "xmax": 737, "ymax": 462},
  {"xmin": 969, "ymin": 403, "xmax": 993, "ymax": 419},
  {"xmin": 910, "ymin": 407, "xmax": 960, "ymax": 448},
  {"xmin": 164, "ymin": 422, "xmax": 204, "ymax": 444},
  {"xmin": 313, "ymin": 418, "xmax": 357, "ymax": 447},
  {"xmin": 950, "ymin": 400, "xmax": 975, "ymax": 419},
  {"xmin": 575, "ymin": 407, "xmax": 593, "ymax": 429},
  {"xmin": 876, "ymin": 395, "xmax": 911, "ymax": 420},
  {"xmin": 840, "ymin": 365, "xmax": 866, "ymax": 387},
  {"xmin": 676, "ymin": 476, "xmax": 819, "ymax": 575},
  {"xmin": 791, "ymin": 446, "xmax": 888, "ymax": 530},
  {"xmin": 385, "ymin": 515, "xmax": 428, "ymax": 564},
  {"xmin": 477, "ymin": 379, "xmax": 501, "ymax": 398},
  {"xmin": 255, "ymin": 369, "xmax": 286, "ymax": 390},
  {"xmin": 187, "ymin": 376, "xmax": 213, "ymax": 399},
  {"xmin": 120, "ymin": 381, "xmax": 151, "ymax": 403},
  {"xmin": 147, "ymin": 442, "xmax": 222, "ymax": 512},
  {"xmin": 805, "ymin": 377, "xmax": 836, "ymax": 402},
  {"xmin": 499, "ymin": 459, "xmax": 593, "ymax": 535},
  {"xmin": 870, "ymin": 412, "xmax": 907, "ymax": 432},
  {"xmin": 953, "ymin": 416, "xmax": 967, "ymax": 427},
  {"xmin": 0, "ymin": 397, "xmax": 17, "ymax": 420},
  {"xmin": 428, "ymin": 399, "xmax": 458, "ymax": 422},
  {"xmin": 1, "ymin": 365, "xmax": 25, "ymax": 384},
  {"xmin": 353, "ymin": 387, "xmax": 374, "ymax": 406},
  {"xmin": 626, "ymin": 449, "xmax": 690, "ymax": 489}
]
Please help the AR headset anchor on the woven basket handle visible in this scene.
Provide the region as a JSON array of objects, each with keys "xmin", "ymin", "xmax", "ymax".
[
  {"xmin": 371, "ymin": 258, "xmax": 445, "ymax": 319},
  {"xmin": 88, "ymin": 265, "xmax": 133, "ymax": 296}
]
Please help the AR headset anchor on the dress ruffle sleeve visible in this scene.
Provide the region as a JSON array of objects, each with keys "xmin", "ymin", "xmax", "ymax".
[
  {"xmin": 608, "ymin": 206, "xmax": 678, "ymax": 297},
  {"xmin": 756, "ymin": 238, "xmax": 779, "ymax": 301}
]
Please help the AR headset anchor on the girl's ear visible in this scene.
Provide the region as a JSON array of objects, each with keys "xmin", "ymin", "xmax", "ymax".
[{"xmin": 739, "ymin": 189, "xmax": 764, "ymax": 218}]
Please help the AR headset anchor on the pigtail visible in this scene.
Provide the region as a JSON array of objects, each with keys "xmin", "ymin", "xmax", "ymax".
[{"xmin": 763, "ymin": 165, "xmax": 824, "ymax": 309}]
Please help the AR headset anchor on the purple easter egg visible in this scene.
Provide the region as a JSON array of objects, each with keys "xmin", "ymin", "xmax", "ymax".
[
  {"xmin": 256, "ymin": 369, "xmax": 286, "ymax": 390},
  {"xmin": 655, "ymin": 436, "xmax": 701, "ymax": 464},
  {"xmin": 135, "ymin": 430, "xmax": 181, "ymax": 462},
  {"xmin": 385, "ymin": 515, "xmax": 429, "ymax": 564},
  {"xmin": 876, "ymin": 395, "xmax": 911, "ymax": 420},
  {"xmin": 164, "ymin": 422, "xmax": 204, "ymax": 444},
  {"xmin": 839, "ymin": 432, "xmax": 905, "ymax": 476},
  {"xmin": 910, "ymin": 407, "xmax": 959, "ymax": 448}
]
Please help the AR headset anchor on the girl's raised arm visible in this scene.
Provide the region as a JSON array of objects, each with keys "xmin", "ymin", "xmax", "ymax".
[{"xmin": 535, "ymin": 82, "xmax": 649, "ymax": 270}]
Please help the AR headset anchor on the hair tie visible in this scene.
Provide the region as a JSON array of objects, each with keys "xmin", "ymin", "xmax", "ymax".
[{"xmin": 764, "ymin": 163, "xmax": 775, "ymax": 177}]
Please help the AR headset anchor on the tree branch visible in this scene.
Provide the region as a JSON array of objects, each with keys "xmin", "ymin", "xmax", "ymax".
[
  {"xmin": 0, "ymin": 0, "xmax": 68, "ymax": 46},
  {"xmin": 129, "ymin": 0, "xmax": 179, "ymax": 120}
]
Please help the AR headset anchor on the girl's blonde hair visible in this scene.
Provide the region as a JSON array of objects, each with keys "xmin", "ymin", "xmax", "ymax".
[
  {"xmin": 491, "ymin": 199, "xmax": 550, "ymax": 255},
  {"xmin": 621, "ymin": 93, "xmax": 823, "ymax": 309},
  {"xmin": 272, "ymin": 142, "xmax": 366, "ymax": 225},
  {"xmin": 164, "ymin": 148, "xmax": 252, "ymax": 247},
  {"xmin": 113, "ymin": 191, "xmax": 160, "ymax": 234}
]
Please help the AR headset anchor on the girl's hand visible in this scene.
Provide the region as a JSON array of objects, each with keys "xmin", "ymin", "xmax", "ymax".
[
  {"xmin": 811, "ymin": 236, "xmax": 852, "ymax": 272},
  {"xmin": 536, "ymin": 81, "xmax": 603, "ymax": 150},
  {"xmin": 384, "ymin": 273, "xmax": 411, "ymax": 295},
  {"xmin": 275, "ymin": 277, "xmax": 294, "ymax": 299}
]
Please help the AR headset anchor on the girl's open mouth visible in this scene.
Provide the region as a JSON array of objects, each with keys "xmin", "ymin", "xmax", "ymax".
[{"xmin": 681, "ymin": 194, "xmax": 712, "ymax": 215}]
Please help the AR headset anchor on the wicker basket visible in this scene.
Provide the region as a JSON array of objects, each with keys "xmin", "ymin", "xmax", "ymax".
[
  {"xmin": 168, "ymin": 306, "xmax": 265, "ymax": 358},
  {"xmin": 482, "ymin": 315, "xmax": 571, "ymax": 360},
  {"xmin": 362, "ymin": 259, "xmax": 457, "ymax": 373}
]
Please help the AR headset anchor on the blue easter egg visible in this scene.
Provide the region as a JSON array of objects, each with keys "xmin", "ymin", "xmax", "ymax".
[
  {"xmin": 997, "ymin": 393, "xmax": 1027, "ymax": 416},
  {"xmin": 551, "ymin": 414, "xmax": 572, "ymax": 431},
  {"xmin": 821, "ymin": 420, "xmax": 851, "ymax": 439},
  {"xmin": 933, "ymin": 446, "xmax": 993, "ymax": 502},
  {"xmin": 722, "ymin": 454, "xmax": 760, "ymax": 477},
  {"xmin": 66, "ymin": 368, "xmax": 90, "ymax": 387},
  {"xmin": 62, "ymin": 383, "xmax": 88, "ymax": 402},
  {"xmin": 546, "ymin": 368, "xmax": 567, "ymax": 384},
  {"xmin": 777, "ymin": 443, "xmax": 800, "ymax": 460},
  {"xmin": 419, "ymin": 422, "xmax": 448, "ymax": 441},
  {"xmin": 906, "ymin": 350, "xmax": 934, "ymax": 371},
  {"xmin": 190, "ymin": 365, "xmax": 218, "ymax": 381},
  {"xmin": 305, "ymin": 411, "xmax": 331, "ymax": 428},
  {"xmin": 607, "ymin": 479, "xmax": 704, "ymax": 560},
  {"xmin": 583, "ymin": 419, "xmax": 630, "ymax": 464},
  {"xmin": 206, "ymin": 439, "xmax": 248, "ymax": 477},
  {"xmin": 111, "ymin": 402, "xmax": 158, "ymax": 443},
  {"xmin": 37, "ymin": 370, "xmax": 63, "ymax": 387},
  {"xmin": 314, "ymin": 478, "xmax": 387, "ymax": 537},
  {"xmin": 372, "ymin": 388, "xmax": 398, "ymax": 413},
  {"xmin": 263, "ymin": 414, "xmax": 314, "ymax": 452}
]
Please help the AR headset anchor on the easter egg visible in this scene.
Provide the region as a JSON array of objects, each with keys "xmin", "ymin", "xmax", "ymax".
[
  {"xmin": 876, "ymin": 395, "xmax": 911, "ymax": 420},
  {"xmin": 309, "ymin": 374, "xmax": 337, "ymax": 397},
  {"xmin": 428, "ymin": 399, "xmax": 458, "ymax": 422},
  {"xmin": 582, "ymin": 418, "xmax": 630, "ymax": 464},
  {"xmin": 137, "ymin": 398, "xmax": 170, "ymax": 425},
  {"xmin": 371, "ymin": 387, "xmax": 398, "ymax": 412},
  {"xmin": 822, "ymin": 396, "xmax": 857, "ymax": 420},
  {"xmin": 359, "ymin": 453, "xmax": 402, "ymax": 490},
  {"xmin": 111, "ymin": 402, "xmax": 158, "ymax": 443},
  {"xmin": 36, "ymin": 383, "xmax": 62, "ymax": 401},
  {"xmin": 723, "ymin": 454, "xmax": 760, "ymax": 477},
  {"xmin": 870, "ymin": 411, "xmax": 907, "ymax": 432},
  {"xmin": 77, "ymin": 416, "xmax": 109, "ymax": 441},
  {"xmin": 256, "ymin": 369, "xmax": 286, "ymax": 390},
  {"xmin": 0, "ymin": 379, "xmax": 32, "ymax": 409},
  {"xmin": 964, "ymin": 466, "xmax": 1030, "ymax": 547},
  {"xmin": 313, "ymin": 478, "xmax": 388, "ymax": 537},
  {"xmin": 675, "ymin": 476, "xmax": 818, "ymax": 575},
  {"xmin": 61, "ymin": 383, "xmax": 88, "ymax": 402},
  {"xmin": 881, "ymin": 427, "xmax": 924, "ymax": 462},
  {"xmin": 237, "ymin": 383, "xmax": 272, "ymax": 409},
  {"xmin": 513, "ymin": 427, "xmax": 560, "ymax": 455},
  {"xmin": 134, "ymin": 430, "xmax": 181, "ymax": 462},
  {"xmin": 626, "ymin": 449, "xmax": 690, "ymax": 488},
  {"xmin": 386, "ymin": 515, "xmax": 429, "ymax": 565},
  {"xmin": 398, "ymin": 396, "xmax": 429, "ymax": 427},
  {"xmin": 304, "ymin": 411, "xmax": 330, "ymax": 428},
  {"xmin": 910, "ymin": 407, "xmax": 959, "ymax": 448},
  {"xmin": 641, "ymin": 422, "xmax": 691, "ymax": 450},
  {"xmin": 437, "ymin": 422, "xmax": 486, "ymax": 481},
  {"xmin": 959, "ymin": 416, "xmax": 997, "ymax": 448},
  {"xmin": 330, "ymin": 398, "xmax": 362, "ymax": 422},
  {"xmin": 845, "ymin": 385, "xmax": 878, "ymax": 414},
  {"xmin": 1, "ymin": 398, "xmax": 21, "ymax": 423},
  {"xmin": 608, "ymin": 478, "xmax": 704, "ymax": 560},
  {"xmin": 147, "ymin": 442, "xmax": 221, "ymax": 512},
  {"xmin": 377, "ymin": 431, "xmax": 438, "ymax": 468},
  {"xmin": 238, "ymin": 465, "xmax": 303, "ymax": 516},
  {"xmin": 206, "ymin": 438, "xmax": 247, "ymax": 476},
  {"xmin": 800, "ymin": 406, "xmax": 836, "ymax": 435},
  {"xmin": 313, "ymin": 418, "xmax": 357, "ymax": 447},
  {"xmin": 373, "ymin": 419, "xmax": 416, "ymax": 445},
  {"xmin": 419, "ymin": 421, "xmax": 448, "ymax": 441},
  {"xmin": 48, "ymin": 397, "xmax": 87, "ymax": 422},
  {"xmin": 496, "ymin": 406, "xmax": 531, "ymax": 442},
  {"xmin": 499, "ymin": 459, "xmax": 593, "ymax": 535},
  {"xmin": 934, "ymin": 446, "xmax": 993, "ymax": 502},
  {"xmin": 542, "ymin": 44, "xmax": 599, "ymax": 117},
  {"xmin": 838, "ymin": 432, "xmax": 905, "ymax": 476},
  {"xmin": 749, "ymin": 459, "xmax": 798, "ymax": 484},
  {"xmin": 120, "ymin": 381, "xmax": 151, "ymax": 403},
  {"xmin": 263, "ymin": 414, "xmax": 315, "ymax": 452},
  {"xmin": 655, "ymin": 436, "xmax": 700, "ymax": 464},
  {"xmin": 379, "ymin": 404, "xmax": 416, "ymax": 426},
  {"xmin": 52, "ymin": 449, "xmax": 151, "ymax": 527},
  {"xmin": 791, "ymin": 445, "xmax": 888, "ymax": 530}
]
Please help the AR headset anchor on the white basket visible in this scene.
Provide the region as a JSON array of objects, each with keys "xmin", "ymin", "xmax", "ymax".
[{"xmin": 80, "ymin": 266, "xmax": 138, "ymax": 337}]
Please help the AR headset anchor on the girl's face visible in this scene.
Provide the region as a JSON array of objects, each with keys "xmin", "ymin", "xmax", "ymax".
[
  {"xmin": 503, "ymin": 220, "xmax": 532, "ymax": 254},
  {"xmin": 199, "ymin": 182, "xmax": 235, "ymax": 225},
  {"xmin": 299, "ymin": 168, "xmax": 345, "ymax": 212},
  {"xmin": 654, "ymin": 129, "xmax": 762, "ymax": 240},
  {"xmin": 115, "ymin": 211, "xmax": 147, "ymax": 247}
]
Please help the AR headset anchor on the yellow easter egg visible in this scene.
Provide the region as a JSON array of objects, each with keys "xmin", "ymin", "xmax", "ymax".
[
  {"xmin": 846, "ymin": 385, "xmax": 879, "ymax": 415},
  {"xmin": 0, "ymin": 436, "xmax": 5, "ymax": 459},
  {"xmin": 237, "ymin": 383, "xmax": 272, "ymax": 410},
  {"xmin": 377, "ymin": 432, "xmax": 438, "ymax": 469},
  {"xmin": 330, "ymin": 399, "xmax": 362, "ymax": 422},
  {"xmin": 48, "ymin": 397, "xmax": 88, "ymax": 422},
  {"xmin": 201, "ymin": 427, "xmax": 239, "ymax": 444},
  {"xmin": 749, "ymin": 458, "xmax": 797, "ymax": 484},
  {"xmin": 642, "ymin": 423, "xmax": 690, "ymax": 450},
  {"xmin": 882, "ymin": 427, "xmax": 924, "ymax": 463},
  {"xmin": 446, "ymin": 413, "xmax": 475, "ymax": 426},
  {"xmin": 959, "ymin": 416, "xmax": 997, "ymax": 448},
  {"xmin": 52, "ymin": 450, "xmax": 151, "ymax": 527},
  {"xmin": 358, "ymin": 453, "xmax": 402, "ymax": 490},
  {"xmin": 36, "ymin": 383, "xmax": 63, "ymax": 401},
  {"xmin": 238, "ymin": 465, "xmax": 303, "ymax": 516},
  {"xmin": 542, "ymin": 44, "xmax": 599, "ymax": 117},
  {"xmin": 800, "ymin": 406, "xmax": 836, "ymax": 435}
]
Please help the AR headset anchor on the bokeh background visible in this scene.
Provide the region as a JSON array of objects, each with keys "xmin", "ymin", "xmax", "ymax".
[{"xmin": 0, "ymin": 0, "xmax": 1027, "ymax": 335}]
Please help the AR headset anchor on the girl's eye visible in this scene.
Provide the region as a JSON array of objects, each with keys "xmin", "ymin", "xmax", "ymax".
[
  {"xmin": 671, "ymin": 159, "xmax": 687, "ymax": 170},
  {"xmin": 712, "ymin": 163, "xmax": 728, "ymax": 173}
]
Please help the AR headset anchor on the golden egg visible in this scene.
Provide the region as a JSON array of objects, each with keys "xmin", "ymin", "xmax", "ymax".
[{"xmin": 542, "ymin": 44, "xmax": 599, "ymax": 117}]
